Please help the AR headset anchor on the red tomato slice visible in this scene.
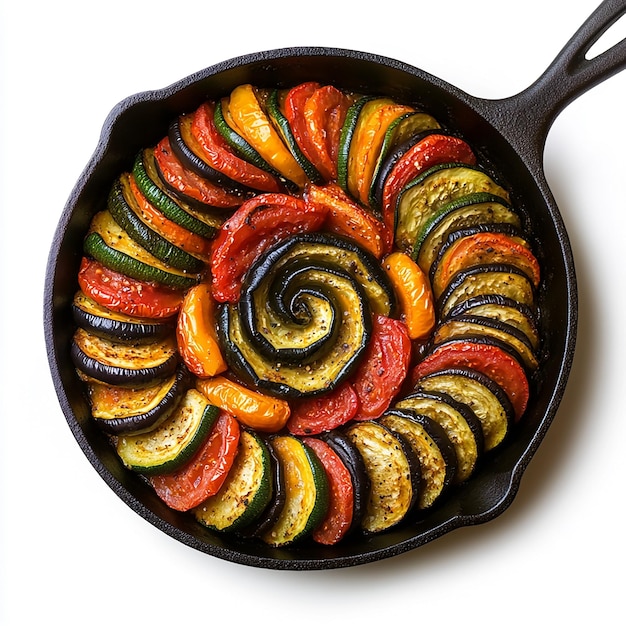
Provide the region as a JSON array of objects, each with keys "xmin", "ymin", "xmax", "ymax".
[
  {"xmin": 287, "ymin": 381, "xmax": 359, "ymax": 436},
  {"xmin": 306, "ymin": 183, "xmax": 391, "ymax": 258},
  {"xmin": 283, "ymin": 81, "xmax": 322, "ymax": 171},
  {"xmin": 351, "ymin": 314, "xmax": 412, "ymax": 420},
  {"xmin": 150, "ymin": 411, "xmax": 241, "ymax": 512},
  {"xmin": 302, "ymin": 437, "xmax": 355, "ymax": 545},
  {"xmin": 381, "ymin": 133, "xmax": 477, "ymax": 235},
  {"xmin": 77, "ymin": 257, "xmax": 183, "ymax": 319},
  {"xmin": 411, "ymin": 339, "xmax": 530, "ymax": 420},
  {"xmin": 302, "ymin": 85, "xmax": 352, "ymax": 180},
  {"xmin": 153, "ymin": 137, "xmax": 242, "ymax": 210},
  {"xmin": 191, "ymin": 102, "xmax": 283, "ymax": 193},
  {"xmin": 210, "ymin": 193, "xmax": 327, "ymax": 303}
]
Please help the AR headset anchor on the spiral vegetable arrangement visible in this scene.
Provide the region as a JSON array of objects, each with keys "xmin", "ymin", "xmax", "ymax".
[{"xmin": 71, "ymin": 82, "xmax": 542, "ymax": 546}]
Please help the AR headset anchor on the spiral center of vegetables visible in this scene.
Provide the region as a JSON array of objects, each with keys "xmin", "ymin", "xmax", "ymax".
[{"xmin": 218, "ymin": 232, "xmax": 396, "ymax": 397}]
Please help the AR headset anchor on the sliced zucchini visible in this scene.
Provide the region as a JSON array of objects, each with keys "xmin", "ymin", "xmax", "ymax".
[
  {"xmin": 194, "ymin": 430, "xmax": 274, "ymax": 532},
  {"xmin": 445, "ymin": 294, "xmax": 541, "ymax": 350},
  {"xmin": 395, "ymin": 390, "xmax": 484, "ymax": 484},
  {"xmin": 413, "ymin": 192, "xmax": 522, "ymax": 274},
  {"xmin": 116, "ymin": 388, "xmax": 219, "ymax": 475},
  {"xmin": 84, "ymin": 211, "xmax": 200, "ymax": 290},
  {"xmin": 414, "ymin": 367, "xmax": 514, "ymax": 451},
  {"xmin": 71, "ymin": 327, "xmax": 179, "ymax": 387},
  {"xmin": 219, "ymin": 232, "xmax": 396, "ymax": 397},
  {"xmin": 336, "ymin": 96, "xmax": 373, "ymax": 192},
  {"xmin": 394, "ymin": 163, "xmax": 510, "ymax": 256},
  {"xmin": 86, "ymin": 364, "xmax": 190, "ymax": 435},
  {"xmin": 432, "ymin": 315, "xmax": 539, "ymax": 371},
  {"xmin": 265, "ymin": 89, "xmax": 324, "ymax": 184},
  {"xmin": 345, "ymin": 420, "xmax": 420, "ymax": 534},
  {"xmin": 260, "ymin": 435, "xmax": 329, "ymax": 547},
  {"xmin": 437, "ymin": 263, "xmax": 536, "ymax": 318},
  {"xmin": 108, "ymin": 174, "xmax": 205, "ymax": 273},
  {"xmin": 380, "ymin": 408, "xmax": 457, "ymax": 510},
  {"xmin": 71, "ymin": 291, "xmax": 175, "ymax": 343},
  {"xmin": 132, "ymin": 148, "xmax": 220, "ymax": 239}
]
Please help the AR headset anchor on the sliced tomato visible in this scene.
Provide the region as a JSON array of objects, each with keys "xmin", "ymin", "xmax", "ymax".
[
  {"xmin": 153, "ymin": 137, "xmax": 243, "ymax": 210},
  {"xmin": 176, "ymin": 283, "xmax": 227, "ymax": 378},
  {"xmin": 150, "ymin": 411, "xmax": 240, "ymax": 512},
  {"xmin": 302, "ymin": 85, "xmax": 352, "ymax": 180},
  {"xmin": 351, "ymin": 314, "xmax": 412, "ymax": 420},
  {"xmin": 210, "ymin": 193, "xmax": 327, "ymax": 303},
  {"xmin": 381, "ymin": 133, "xmax": 477, "ymax": 235},
  {"xmin": 306, "ymin": 183, "xmax": 391, "ymax": 258},
  {"xmin": 412, "ymin": 339, "xmax": 530, "ymax": 420},
  {"xmin": 126, "ymin": 173, "xmax": 213, "ymax": 261},
  {"xmin": 191, "ymin": 101, "xmax": 284, "ymax": 193},
  {"xmin": 302, "ymin": 437, "xmax": 355, "ymax": 546},
  {"xmin": 287, "ymin": 381, "xmax": 359, "ymax": 436},
  {"xmin": 283, "ymin": 81, "xmax": 322, "ymax": 171},
  {"xmin": 77, "ymin": 257, "xmax": 183, "ymax": 319}
]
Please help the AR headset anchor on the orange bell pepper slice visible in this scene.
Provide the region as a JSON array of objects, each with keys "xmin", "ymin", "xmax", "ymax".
[
  {"xmin": 176, "ymin": 283, "xmax": 228, "ymax": 378},
  {"xmin": 228, "ymin": 84, "xmax": 309, "ymax": 187},
  {"xmin": 196, "ymin": 376, "xmax": 291, "ymax": 433},
  {"xmin": 384, "ymin": 251, "xmax": 435, "ymax": 340}
]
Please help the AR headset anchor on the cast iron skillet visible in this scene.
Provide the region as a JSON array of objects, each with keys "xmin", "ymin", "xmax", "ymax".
[{"xmin": 45, "ymin": 0, "xmax": 626, "ymax": 570}]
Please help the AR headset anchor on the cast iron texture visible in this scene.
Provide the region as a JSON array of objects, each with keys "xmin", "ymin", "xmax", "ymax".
[{"xmin": 44, "ymin": 0, "xmax": 625, "ymax": 570}]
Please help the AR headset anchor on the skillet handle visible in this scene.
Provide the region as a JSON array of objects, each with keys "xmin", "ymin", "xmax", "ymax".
[{"xmin": 482, "ymin": 0, "xmax": 626, "ymax": 159}]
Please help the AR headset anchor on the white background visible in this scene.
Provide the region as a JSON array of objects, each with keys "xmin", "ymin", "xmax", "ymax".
[{"xmin": 2, "ymin": 0, "xmax": 625, "ymax": 624}]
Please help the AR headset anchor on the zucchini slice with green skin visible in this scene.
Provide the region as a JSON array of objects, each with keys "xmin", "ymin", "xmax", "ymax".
[
  {"xmin": 71, "ymin": 327, "xmax": 179, "ymax": 387},
  {"xmin": 71, "ymin": 291, "xmax": 175, "ymax": 343},
  {"xmin": 132, "ymin": 149, "xmax": 220, "ymax": 239},
  {"xmin": 108, "ymin": 175, "xmax": 205, "ymax": 273},
  {"xmin": 116, "ymin": 388, "xmax": 219, "ymax": 475},
  {"xmin": 432, "ymin": 315, "xmax": 539, "ymax": 371},
  {"xmin": 86, "ymin": 364, "xmax": 190, "ymax": 435},
  {"xmin": 193, "ymin": 429, "xmax": 274, "ymax": 532},
  {"xmin": 413, "ymin": 192, "xmax": 522, "ymax": 274},
  {"xmin": 414, "ymin": 367, "xmax": 514, "ymax": 452},
  {"xmin": 84, "ymin": 211, "xmax": 200, "ymax": 290},
  {"xmin": 345, "ymin": 420, "xmax": 420, "ymax": 534},
  {"xmin": 219, "ymin": 232, "xmax": 396, "ymax": 397},
  {"xmin": 394, "ymin": 163, "xmax": 511, "ymax": 256},
  {"xmin": 380, "ymin": 408, "xmax": 457, "ymax": 510},
  {"xmin": 445, "ymin": 294, "xmax": 540, "ymax": 350},
  {"xmin": 260, "ymin": 435, "xmax": 329, "ymax": 547},
  {"xmin": 395, "ymin": 389, "xmax": 484, "ymax": 484},
  {"xmin": 265, "ymin": 89, "xmax": 324, "ymax": 185},
  {"xmin": 336, "ymin": 96, "xmax": 373, "ymax": 193},
  {"xmin": 437, "ymin": 263, "xmax": 535, "ymax": 318}
]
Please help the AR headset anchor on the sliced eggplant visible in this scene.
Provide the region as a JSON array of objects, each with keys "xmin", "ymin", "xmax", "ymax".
[
  {"xmin": 87, "ymin": 364, "xmax": 190, "ymax": 435},
  {"xmin": 394, "ymin": 163, "xmax": 510, "ymax": 255},
  {"xmin": 193, "ymin": 429, "xmax": 275, "ymax": 532},
  {"xmin": 345, "ymin": 420, "xmax": 420, "ymax": 534},
  {"xmin": 260, "ymin": 435, "xmax": 329, "ymax": 547},
  {"xmin": 71, "ymin": 291, "xmax": 175, "ymax": 343},
  {"xmin": 116, "ymin": 388, "xmax": 219, "ymax": 475},
  {"xmin": 432, "ymin": 315, "xmax": 539, "ymax": 371},
  {"xmin": 414, "ymin": 367, "xmax": 514, "ymax": 451},
  {"xmin": 380, "ymin": 408, "xmax": 457, "ymax": 510},
  {"xmin": 395, "ymin": 389, "xmax": 483, "ymax": 484},
  {"xmin": 444, "ymin": 294, "xmax": 540, "ymax": 350},
  {"xmin": 437, "ymin": 263, "xmax": 536, "ymax": 318},
  {"xmin": 71, "ymin": 327, "xmax": 179, "ymax": 387}
]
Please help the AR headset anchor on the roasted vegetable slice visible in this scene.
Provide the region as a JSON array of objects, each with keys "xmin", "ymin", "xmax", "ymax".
[
  {"xmin": 71, "ymin": 327, "xmax": 178, "ymax": 387},
  {"xmin": 380, "ymin": 408, "xmax": 457, "ymax": 510},
  {"xmin": 260, "ymin": 435, "xmax": 329, "ymax": 546},
  {"xmin": 345, "ymin": 420, "xmax": 420, "ymax": 534},
  {"xmin": 193, "ymin": 429, "xmax": 274, "ymax": 532},
  {"xmin": 116, "ymin": 388, "xmax": 219, "ymax": 475}
]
